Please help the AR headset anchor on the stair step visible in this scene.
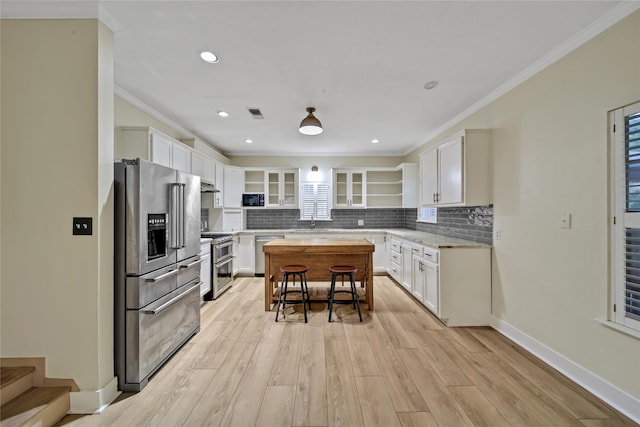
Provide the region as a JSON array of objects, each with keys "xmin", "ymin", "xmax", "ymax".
[
  {"xmin": 0, "ymin": 386, "xmax": 71, "ymax": 427},
  {"xmin": 0, "ymin": 367, "xmax": 35, "ymax": 406}
]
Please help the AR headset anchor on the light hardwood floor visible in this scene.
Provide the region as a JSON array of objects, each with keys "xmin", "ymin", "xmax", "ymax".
[{"xmin": 58, "ymin": 276, "xmax": 637, "ymax": 427}]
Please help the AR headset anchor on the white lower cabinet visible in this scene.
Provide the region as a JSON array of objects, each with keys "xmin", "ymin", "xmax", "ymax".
[
  {"xmin": 199, "ymin": 242, "xmax": 212, "ymax": 298},
  {"xmin": 401, "ymin": 241, "xmax": 418, "ymax": 293},
  {"xmin": 422, "ymin": 258, "xmax": 439, "ymax": 315},
  {"xmin": 437, "ymin": 248, "xmax": 490, "ymax": 326},
  {"xmin": 389, "ymin": 238, "xmax": 402, "ymax": 284},
  {"xmin": 411, "ymin": 254, "xmax": 426, "ymax": 304},
  {"xmin": 370, "ymin": 233, "xmax": 387, "ymax": 274},
  {"xmin": 387, "ymin": 235, "xmax": 490, "ymax": 326},
  {"xmin": 237, "ymin": 235, "xmax": 255, "ymax": 275}
]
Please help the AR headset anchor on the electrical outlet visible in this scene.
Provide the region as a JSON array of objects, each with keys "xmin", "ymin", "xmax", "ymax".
[
  {"xmin": 561, "ymin": 213, "xmax": 572, "ymax": 229},
  {"xmin": 357, "ymin": 219, "xmax": 364, "ymax": 226},
  {"xmin": 494, "ymin": 229, "xmax": 501, "ymax": 241},
  {"xmin": 73, "ymin": 217, "xmax": 93, "ymax": 235}
]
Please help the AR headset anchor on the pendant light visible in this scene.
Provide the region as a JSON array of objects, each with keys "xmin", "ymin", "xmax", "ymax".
[{"xmin": 299, "ymin": 107, "xmax": 323, "ymax": 135}]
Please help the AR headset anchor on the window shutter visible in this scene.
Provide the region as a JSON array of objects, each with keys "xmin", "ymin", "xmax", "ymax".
[
  {"xmin": 624, "ymin": 110, "xmax": 640, "ymax": 323},
  {"xmin": 300, "ymin": 182, "xmax": 331, "ymax": 220},
  {"xmin": 301, "ymin": 183, "xmax": 315, "ymax": 220},
  {"xmin": 316, "ymin": 183, "xmax": 330, "ymax": 219}
]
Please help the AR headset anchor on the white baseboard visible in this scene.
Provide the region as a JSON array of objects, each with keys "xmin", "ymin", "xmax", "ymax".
[
  {"xmin": 490, "ymin": 316, "xmax": 640, "ymax": 424},
  {"xmin": 69, "ymin": 376, "xmax": 120, "ymax": 414}
]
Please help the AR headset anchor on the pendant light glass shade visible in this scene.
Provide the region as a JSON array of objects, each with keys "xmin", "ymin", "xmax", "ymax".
[{"xmin": 299, "ymin": 107, "xmax": 323, "ymax": 135}]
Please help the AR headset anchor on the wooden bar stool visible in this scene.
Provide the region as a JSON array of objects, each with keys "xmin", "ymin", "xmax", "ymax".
[
  {"xmin": 328, "ymin": 265, "xmax": 362, "ymax": 322},
  {"xmin": 275, "ymin": 265, "xmax": 310, "ymax": 323}
]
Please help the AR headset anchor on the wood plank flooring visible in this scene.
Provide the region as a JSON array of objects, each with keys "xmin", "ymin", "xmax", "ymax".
[{"xmin": 57, "ymin": 276, "xmax": 637, "ymax": 427}]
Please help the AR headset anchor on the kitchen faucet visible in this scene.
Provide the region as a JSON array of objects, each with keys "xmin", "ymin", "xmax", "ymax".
[{"xmin": 310, "ymin": 220, "xmax": 316, "ymax": 229}]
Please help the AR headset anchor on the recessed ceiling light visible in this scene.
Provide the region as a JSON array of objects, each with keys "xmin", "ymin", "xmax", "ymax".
[
  {"xmin": 217, "ymin": 111, "xmax": 229, "ymax": 117},
  {"xmin": 245, "ymin": 139, "xmax": 253, "ymax": 144},
  {"xmin": 371, "ymin": 139, "xmax": 380, "ymax": 144},
  {"xmin": 424, "ymin": 81, "xmax": 438, "ymax": 90},
  {"xmin": 200, "ymin": 51, "xmax": 219, "ymax": 64}
]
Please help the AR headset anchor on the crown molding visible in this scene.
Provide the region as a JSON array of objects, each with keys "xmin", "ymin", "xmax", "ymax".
[{"xmin": 404, "ymin": 0, "xmax": 640, "ymax": 156}]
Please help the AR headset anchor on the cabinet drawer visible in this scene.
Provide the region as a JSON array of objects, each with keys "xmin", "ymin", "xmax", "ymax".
[
  {"xmin": 390, "ymin": 251, "xmax": 401, "ymax": 264},
  {"xmin": 390, "ymin": 239, "xmax": 401, "ymax": 253},
  {"xmin": 423, "ymin": 247, "xmax": 439, "ymax": 263},
  {"xmin": 389, "ymin": 261, "xmax": 402, "ymax": 281}
]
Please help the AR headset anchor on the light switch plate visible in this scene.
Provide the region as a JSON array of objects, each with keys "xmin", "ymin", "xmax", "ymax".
[
  {"xmin": 561, "ymin": 213, "xmax": 572, "ymax": 229},
  {"xmin": 73, "ymin": 217, "xmax": 93, "ymax": 235}
]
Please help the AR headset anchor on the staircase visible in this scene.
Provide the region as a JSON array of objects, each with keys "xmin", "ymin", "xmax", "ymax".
[{"xmin": 0, "ymin": 363, "xmax": 71, "ymax": 427}]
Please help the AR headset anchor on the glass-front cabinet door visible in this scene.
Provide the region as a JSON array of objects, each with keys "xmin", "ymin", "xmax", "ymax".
[
  {"xmin": 333, "ymin": 170, "xmax": 366, "ymax": 208},
  {"xmin": 266, "ymin": 170, "xmax": 298, "ymax": 208}
]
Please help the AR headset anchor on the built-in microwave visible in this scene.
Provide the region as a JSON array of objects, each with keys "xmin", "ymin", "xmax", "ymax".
[{"xmin": 242, "ymin": 193, "xmax": 265, "ymax": 207}]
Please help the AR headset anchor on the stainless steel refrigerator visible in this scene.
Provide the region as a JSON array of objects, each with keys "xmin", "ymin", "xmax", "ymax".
[{"xmin": 114, "ymin": 158, "xmax": 202, "ymax": 392}]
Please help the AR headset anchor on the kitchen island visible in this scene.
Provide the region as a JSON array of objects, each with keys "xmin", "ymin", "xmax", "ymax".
[{"xmin": 262, "ymin": 238, "xmax": 375, "ymax": 311}]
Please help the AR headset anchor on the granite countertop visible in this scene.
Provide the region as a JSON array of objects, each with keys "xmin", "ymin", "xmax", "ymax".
[
  {"xmin": 230, "ymin": 228, "xmax": 491, "ymax": 249},
  {"xmin": 385, "ymin": 229, "xmax": 490, "ymax": 249}
]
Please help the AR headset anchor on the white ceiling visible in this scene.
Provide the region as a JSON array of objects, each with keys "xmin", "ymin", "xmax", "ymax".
[{"xmin": 3, "ymin": 1, "xmax": 637, "ymax": 157}]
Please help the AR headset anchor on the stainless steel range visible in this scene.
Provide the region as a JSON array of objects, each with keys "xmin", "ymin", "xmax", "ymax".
[{"xmin": 201, "ymin": 233, "xmax": 234, "ymax": 299}]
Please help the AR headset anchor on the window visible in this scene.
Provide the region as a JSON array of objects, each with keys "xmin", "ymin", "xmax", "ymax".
[
  {"xmin": 300, "ymin": 182, "xmax": 331, "ymax": 220},
  {"xmin": 610, "ymin": 101, "xmax": 640, "ymax": 332},
  {"xmin": 419, "ymin": 206, "xmax": 438, "ymax": 223}
]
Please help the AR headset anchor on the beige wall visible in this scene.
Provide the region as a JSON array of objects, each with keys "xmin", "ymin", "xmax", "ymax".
[
  {"xmin": 408, "ymin": 11, "xmax": 640, "ymax": 399},
  {"xmin": 1, "ymin": 19, "xmax": 115, "ymax": 397},
  {"xmin": 115, "ymin": 95, "xmax": 183, "ymax": 140},
  {"xmin": 115, "ymin": 95, "xmax": 231, "ymax": 164}
]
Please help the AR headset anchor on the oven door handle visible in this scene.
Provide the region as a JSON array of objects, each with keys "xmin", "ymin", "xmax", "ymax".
[
  {"xmin": 215, "ymin": 256, "xmax": 234, "ymax": 267},
  {"xmin": 141, "ymin": 281, "xmax": 201, "ymax": 315}
]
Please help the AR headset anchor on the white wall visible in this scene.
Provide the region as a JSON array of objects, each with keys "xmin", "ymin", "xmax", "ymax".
[
  {"xmin": 1, "ymin": 19, "xmax": 116, "ymax": 409},
  {"xmin": 408, "ymin": 11, "xmax": 640, "ymax": 402}
]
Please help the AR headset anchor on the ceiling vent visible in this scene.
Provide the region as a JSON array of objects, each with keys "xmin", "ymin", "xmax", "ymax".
[{"xmin": 247, "ymin": 108, "xmax": 264, "ymax": 119}]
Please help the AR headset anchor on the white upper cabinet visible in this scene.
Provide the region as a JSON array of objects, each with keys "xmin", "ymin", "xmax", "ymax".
[
  {"xmin": 223, "ymin": 166, "xmax": 243, "ymax": 208},
  {"xmin": 171, "ymin": 140, "xmax": 191, "ymax": 173},
  {"xmin": 243, "ymin": 168, "xmax": 299, "ymax": 208},
  {"xmin": 191, "ymin": 151, "xmax": 215, "ymax": 184},
  {"xmin": 420, "ymin": 148, "xmax": 439, "ymax": 205},
  {"xmin": 333, "ymin": 169, "xmax": 366, "ymax": 208},
  {"xmin": 266, "ymin": 170, "xmax": 298, "ymax": 208},
  {"xmin": 115, "ymin": 127, "xmax": 194, "ymax": 172},
  {"xmin": 214, "ymin": 162, "xmax": 224, "ymax": 208},
  {"xmin": 366, "ymin": 163, "xmax": 417, "ymax": 208},
  {"xmin": 437, "ymin": 136, "xmax": 463, "ymax": 205},
  {"xmin": 420, "ymin": 129, "xmax": 491, "ymax": 208},
  {"xmin": 149, "ymin": 131, "xmax": 172, "ymax": 168}
]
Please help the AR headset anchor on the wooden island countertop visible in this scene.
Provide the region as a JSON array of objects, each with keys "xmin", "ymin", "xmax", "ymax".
[{"xmin": 262, "ymin": 238, "xmax": 375, "ymax": 311}]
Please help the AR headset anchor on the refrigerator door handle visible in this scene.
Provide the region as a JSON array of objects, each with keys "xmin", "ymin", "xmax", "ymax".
[
  {"xmin": 144, "ymin": 268, "xmax": 179, "ymax": 282},
  {"xmin": 179, "ymin": 258, "xmax": 203, "ymax": 269},
  {"xmin": 179, "ymin": 183, "xmax": 186, "ymax": 248},
  {"xmin": 140, "ymin": 281, "xmax": 201, "ymax": 314},
  {"xmin": 170, "ymin": 183, "xmax": 186, "ymax": 249}
]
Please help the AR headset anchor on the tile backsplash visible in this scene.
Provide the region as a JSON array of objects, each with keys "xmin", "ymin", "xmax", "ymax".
[
  {"xmin": 245, "ymin": 205, "xmax": 493, "ymax": 244},
  {"xmin": 411, "ymin": 205, "xmax": 493, "ymax": 245}
]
